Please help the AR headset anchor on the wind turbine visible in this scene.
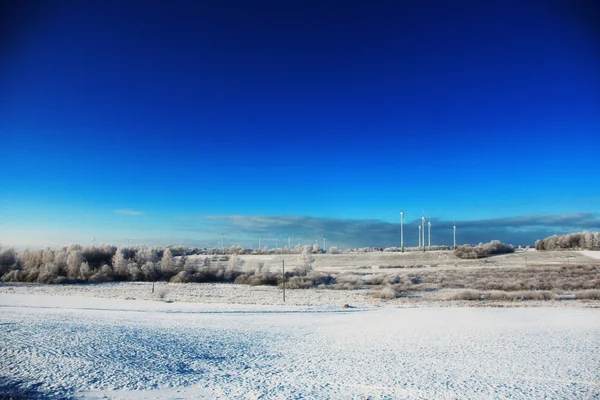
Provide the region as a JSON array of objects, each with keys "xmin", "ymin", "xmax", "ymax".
[
  {"xmin": 453, "ymin": 224, "xmax": 457, "ymax": 249},
  {"xmin": 418, "ymin": 225, "xmax": 421, "ymax": 249},
  {"xmin": 428, "ymin": 220, "xmax": 431, "ymax": 250},
  {"xmin": 400, "ymin": 211, "xmax": 404, "ymax": 253},
  {"xmin": 421, "ymin": 216, "xmax": 425, "ymax": 252},
  {"xmin": 323, "ymin": 237, "xmax": 326, "ymax": 250}
]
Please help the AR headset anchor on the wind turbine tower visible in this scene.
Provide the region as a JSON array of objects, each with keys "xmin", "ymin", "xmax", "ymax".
[
  {"xmin": 453, "ymin": 225, "xmax": 457, "ymax": 249},
  {"xmin": 323, "ymin": 237, "xmax": 326, "ymax": 250},
  {"xmin": 418, "ymin": 225, "xmax": 421, "ymax": 249},
  {"xmin": 421, "ymin": 216, "xmax": 425, "ymax": 252},
  {"xmin": 400, "ymin": 211, "xmax": 404, "ymax": 253},
  {"xmin": 428, "ymin": 221, "xmax": 431, "ymax": 249}
]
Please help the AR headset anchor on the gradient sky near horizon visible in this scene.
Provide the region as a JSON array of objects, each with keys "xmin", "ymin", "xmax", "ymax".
[{"xmin": 1, "ymin": 0, "xmax": 599, "ymax": 248}]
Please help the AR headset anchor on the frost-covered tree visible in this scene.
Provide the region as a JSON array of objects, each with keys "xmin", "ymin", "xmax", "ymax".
[
  {"xmin": 128, "ymin": 262, "xmax": 142, "ymax": 281},
  {"xmin": 159, "ymin": 248, "xmax": 178, "ymax": 279},
  {"xmin": 112, "ymin": 249, "xmax": 129, "ymax": 280},
  {"xmin": 41, "ymin": 248, "xmax": 54, "ymax": 265},
  {"xmin": 142, "ymin": 261, "xmax": 158, "ymax": 281},
  {"xmin": 455, "ymin": 240, "xmax": 514, "ymax": 259},
  {"xmin": 136, "ymin": 247, "xmax": 159, "ymax": 265},
  {"xmin": 0, "ymin": 246, "xmax": 17, "ymax": 276},
  {"xmin": 90, "ymin": 264, "xmax": 113, "ymax": 282},
  {"xmin": 298, "ymin": 246, "xmax": 314, "ymax": 275},
  {"xmin": 228, "ymin": 255, "xmax": 245, "ymax": 271},
  {"xmin": 536, "ymin": 232, "xmax": 600, "ymax": 251},
  {"xmin": 80, "ymin": 261, "xmax": 93, "ymax": 280},
  {"xmin": 66, "ymin": 250, "xmax": 83, "ymax": 278}
]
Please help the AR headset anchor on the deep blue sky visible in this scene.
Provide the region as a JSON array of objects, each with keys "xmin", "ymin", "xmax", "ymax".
[{"xmin": 1, "ymin": 0, "xmax": 599, "ymax": 248}]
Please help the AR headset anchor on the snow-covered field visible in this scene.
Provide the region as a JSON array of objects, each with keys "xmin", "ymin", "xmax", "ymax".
[
  {"xmin": 189, "ymin": 249, "xmax": 600, "ymax": 274},
  {"xmin": 580, "ymin": 251, "xmax": 600, "ymax": 260},
  {"xmin": 1, "ymin": 293, "xmax": 599, "ymax": 399}
]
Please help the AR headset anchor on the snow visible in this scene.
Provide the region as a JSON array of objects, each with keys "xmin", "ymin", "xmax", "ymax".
[
  {"xmin": 188, "ymin": 249, "xmax": 600, "ymax": 274},
  {"xmin": 1, "ymin": 293, "xmax": 599, "ymax": 399},
  {"xmin": 580, "ymin": 251, "xmax": 600, "ymax": 260}
]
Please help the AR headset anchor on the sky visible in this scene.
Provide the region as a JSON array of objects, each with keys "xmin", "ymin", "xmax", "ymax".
[{"xmin": 1, "ymin": 0, "xmax": 599, "ymax": 248}]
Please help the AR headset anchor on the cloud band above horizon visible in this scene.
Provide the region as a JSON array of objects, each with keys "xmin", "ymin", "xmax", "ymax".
[{"xmin": 173, "ymin": 212, "xmax": 600, "ymax": 248}]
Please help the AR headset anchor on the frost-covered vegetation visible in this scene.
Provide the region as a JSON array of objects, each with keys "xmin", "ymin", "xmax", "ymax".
[
  {"xmin": 535, "ymin": 231, "xmax": 600, "ymax": 251},
  {"xmin": 0, "ymin": 244, "xmax": 337, "ymax": 288},
  {"xmin": 2, "ymin": 242, "xmax": 599, "ymax": 303},
  {"xmin": 454, "ymin": 240, "xmax": 514, "ymax": 259}
]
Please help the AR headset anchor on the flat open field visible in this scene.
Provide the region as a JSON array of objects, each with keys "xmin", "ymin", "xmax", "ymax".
[
  {"xmin": 191, "ymin": 249, "xmax": 600, "ymax": 272},
  {"xmin": 1, "ymin": 250, "xmax": 600, "ymax": 399},
  {"xmin": 1, "ymin": 294, "xmax": 599, "ymax": 399}
]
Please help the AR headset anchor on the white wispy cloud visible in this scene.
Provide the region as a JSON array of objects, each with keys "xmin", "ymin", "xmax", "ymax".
[{"xmin": 114, "ymin": 209, "xmax": 145, "ymax": 216}]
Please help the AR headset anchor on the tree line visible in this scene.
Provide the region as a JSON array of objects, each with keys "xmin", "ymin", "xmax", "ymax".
[
  {"xmin": 535, "ymin": 231, "xmax": 600, "ymax": 251},
  {"xmin": 0, "ymin": 244, "xmax": 319, "ymax": 285}
]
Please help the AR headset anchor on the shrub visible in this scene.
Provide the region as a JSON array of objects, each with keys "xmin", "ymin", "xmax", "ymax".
[
  {"xmin": 170, "ymin": 271, "xmax": 191, "ymax": 283},
  {"xmin": 156, "ymin": 288, "xmax": 168, "ymax": 300},
  {"xmin": 516, "ymin": 290, "xmax": 554, "ymax": 301},
  {"xmin": 455, "ymin": 240, "xmax": 514, "ymax": 259},
  {"xmin": 450, "ymin": 290, "xmax": 481, "ymax": 300},
  {"xmin": 283, "ymin": 274, "xmax": 335, "ymax": 289},
  {"xmin": 575, "ymin": 290, "xmax": 600, "ymax": 300},
  {"xmin": 235, "ymin": 271, "xmax": 280, "ymax": 286},
  {"xmin": 374, "ymin": 285, "xmax": 399, "ymax": 299},
  {"xmin": 1, "ymin": 270, "xmax": 22, "ymax": 282},
  {"xmin": 484, "ymin": 290, "xmax": 555, "ymax": 301}
]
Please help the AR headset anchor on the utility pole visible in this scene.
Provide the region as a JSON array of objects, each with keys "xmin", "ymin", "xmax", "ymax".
[
  {"xmin": 282, "ymin": 260, "xmax": 286, "ymax": 303},
  {"xmin": 400, "ymin": 211, "xmax": 404, "ymax": 253}
]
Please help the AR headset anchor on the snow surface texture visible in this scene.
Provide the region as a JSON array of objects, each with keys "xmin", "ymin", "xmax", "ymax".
[
  {"xmin": 1, "ymin": 294, "xmax": 600, "ymax": 399},
  {"xmin": 580, "ymin": 251, "xmax": 600, "ymax": 260}
]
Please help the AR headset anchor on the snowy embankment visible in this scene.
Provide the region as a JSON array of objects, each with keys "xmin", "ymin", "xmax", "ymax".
[{"xmin": 1, "ymin": 294, "xmax": 599, "ymax": 399}]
